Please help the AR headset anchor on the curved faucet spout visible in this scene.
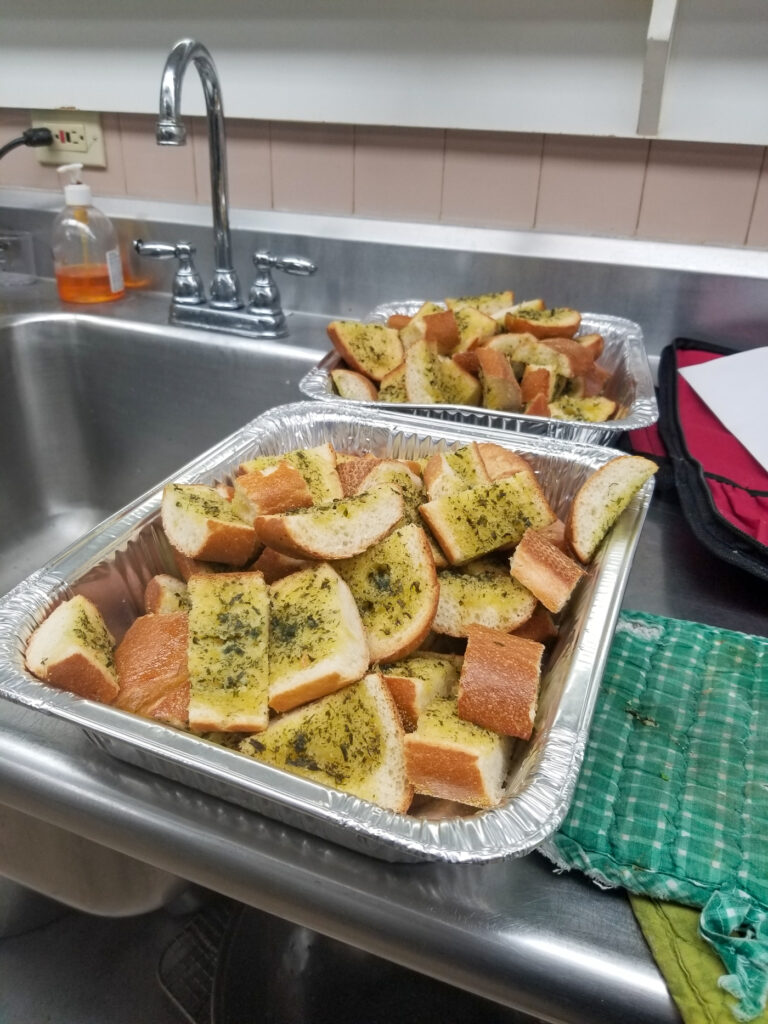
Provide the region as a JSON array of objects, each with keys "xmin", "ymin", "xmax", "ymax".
[{"xmin": 156, "ymin": 38, "xmax": 242, "ymax": 309}]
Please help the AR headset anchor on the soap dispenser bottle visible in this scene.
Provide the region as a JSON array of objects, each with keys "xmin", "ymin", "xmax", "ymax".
[{"xmin": 52, "ymin": 163, "xmax": 125, "ymax": 303}]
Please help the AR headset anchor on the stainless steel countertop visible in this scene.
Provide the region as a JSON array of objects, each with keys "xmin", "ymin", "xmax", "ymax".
[{"xmin": 1, "ymin": 280, "xmax": 766, "ymax": 1024}]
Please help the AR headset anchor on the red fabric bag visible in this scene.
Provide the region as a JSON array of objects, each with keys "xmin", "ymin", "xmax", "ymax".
[{"xmin": 631, "ymin": 338, "xmax": 768, "ymax": 581}]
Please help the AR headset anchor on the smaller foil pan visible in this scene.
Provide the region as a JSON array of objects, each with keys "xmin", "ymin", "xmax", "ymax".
[
  {"xmin": 0, "ymin": 402, "xmax": 653, "ymax": 863},
  {"xmin": 300, "ymin": 305, "xmax": 658, "ymax": 446}
]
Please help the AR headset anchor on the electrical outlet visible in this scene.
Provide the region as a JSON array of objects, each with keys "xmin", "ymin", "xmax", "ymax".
[{"xmin": 32, "ymin": 110, "xmax": 106, "ymax": 168}]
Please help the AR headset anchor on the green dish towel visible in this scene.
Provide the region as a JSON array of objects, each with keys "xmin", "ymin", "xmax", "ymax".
[
  {"xmin": 630, "ymin": 896, "xmax": 768, "ymax": 1024},
  {"xmin": 541, "ymin": 610, "xmax": 768, "ymax": 1022}
]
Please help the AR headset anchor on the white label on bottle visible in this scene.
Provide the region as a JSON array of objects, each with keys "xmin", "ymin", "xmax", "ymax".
[{"xmin": 106, "ymin": 248, "xmax": 124, "ymax": 293}]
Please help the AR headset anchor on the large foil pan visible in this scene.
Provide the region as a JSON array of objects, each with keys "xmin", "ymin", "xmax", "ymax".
[
  {"xmin": 300, "ymin": 305, "xmax": 658, "ymax": 446},
  {"xmin": 0, "ymin": 402, "xmax": 653, "ymax": 863}
]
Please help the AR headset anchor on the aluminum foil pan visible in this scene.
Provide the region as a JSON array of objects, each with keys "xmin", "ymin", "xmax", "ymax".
[
  {"xmin": 0, "ymin": 402, "xmax": 654, "ymax": 863},
  {"xmin": 300, "ymin": 303, "xmax": 658, "ymax": 446}
]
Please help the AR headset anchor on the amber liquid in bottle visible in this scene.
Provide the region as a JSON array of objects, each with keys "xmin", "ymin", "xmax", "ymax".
[{"xmin": 55, "ymin": 264, "xmax": 126, "ymax": 304}]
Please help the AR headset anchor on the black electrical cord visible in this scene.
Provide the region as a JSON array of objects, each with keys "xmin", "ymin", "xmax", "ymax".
[{"xmin": 0, "ymin": 127, "xmax": 54, "ymax": 161}]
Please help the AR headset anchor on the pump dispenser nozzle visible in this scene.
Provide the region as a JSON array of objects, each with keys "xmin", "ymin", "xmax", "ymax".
[{"xmin": 57, "ymin": 163, "xmax": 92, "ymax": 206}]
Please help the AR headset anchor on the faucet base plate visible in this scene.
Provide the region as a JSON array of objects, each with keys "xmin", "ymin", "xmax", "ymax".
[{"xmin": 170, "ymin": 303, "xmax": 289, "ymax": 339}]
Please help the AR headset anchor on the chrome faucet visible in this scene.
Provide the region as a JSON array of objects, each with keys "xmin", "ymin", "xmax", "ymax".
[{"xmin": 135, "ymin": 38, "xmax": 316, "ymax": 339}]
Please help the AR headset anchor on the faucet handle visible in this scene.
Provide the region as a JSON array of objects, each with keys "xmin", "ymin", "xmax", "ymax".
[
  {"xmin": 133, "ymin": 239, "xmax": 206, "ymax": 306},
  {"xmin": 249, "ymin": 250, "xmax": 317, "ymax": 314},
  {"xmin": 252, "ymin": 251, "xmax": 317, "ymax": 277}
]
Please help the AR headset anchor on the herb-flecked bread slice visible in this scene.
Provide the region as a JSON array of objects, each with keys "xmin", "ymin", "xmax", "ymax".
[
  {"xmin": 330, "ymin": 367, "xmax": 379, "ymax": 401},
  {"xmin": 423, "ymin": 442, "xmax": 491, "ymax": 501},
  {"xmin": 268, "ymin": 562, "xmax": 369, "ymax": 713},
  {"xmin": 433, "ymin": 559, "xmax": 537, "ymax": 636},
  {"xmin": 335, "ymin": 523, "xmax": 439, "ymax": 663},
  {"xmin": 162, "ymin": 484, "xmax": 258, "ymax": 567},
  {"xmin": 238, "ymin": 443, "xmax": 343, "ymax": 504},
  {"xmin": 239, "ymin": 673, "xmax": 413, "ymax": 813},
  {"xmin": 327, "ymin": 320, "xmax": 404, "ymax": 381},
  {"xmin": 445, "ymin": 290, "xmax": 514, "ymax": 316},
  {"xmin": 404, "ymin": 695, "xmax": 511, "ymax": 809},
  {"xmin": 187, "ymin": 572, "xmax": 270, "ymax": 733},
  {"xmin": 144, "ymin": 574, "xmax": 190, "ymax": 614},
  {"xmin": 419, "ymin": 474, "xmax": 557, "ymax": 565},
  {"xmin": 255, "ymin": 485, "xmax": 405, "ymax": 561},
  {"xmin": 404, "ymin": 340, "xmax": 481, "ymax": 406},
  {"xmin": 353, "ymin": 460, "xmax": 447, "ymax": 569},
  {"xmin": 25, "ymin": 595, "xmax": 119, "ymax": 704},
  {"xmin": 379, "ymin": 651, "xmax": 462, "ymax": 731},
  {"xmin": 566, "ymin": 455, "xmax": 658, "ymax": 563},
  {"xmin": 549, "ymin": 395, "xmax": 617, "ymax": 423},
  {"xmin": 232, "ymin": 463, "xmax": 314, "ymax": 524},
  {"xmin": 377, "ymin": 362, "xmax": 408, "ymax": 403},
  {"xmin": 504, "ymin": 306, "xmax": 582, "ymax": 339}
]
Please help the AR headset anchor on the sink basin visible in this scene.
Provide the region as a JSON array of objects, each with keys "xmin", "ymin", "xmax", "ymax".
[{"xmin": 0, "ymin": 308, "xmax": 328, "ymax": 596}]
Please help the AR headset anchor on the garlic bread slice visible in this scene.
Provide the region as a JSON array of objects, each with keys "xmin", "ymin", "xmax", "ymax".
[
  {"xmin": 433, "ymin": 559, "xmax": 537, "ymax": 636},
  {"xmin": 420, "ymin": 474, "xmax": 557, "ymax": 565},
  {"xmin": 380, "ymin": 651, "xmax": 463, "ymax": 731},
  {"xmin": 240, "ymin": 673, "xmax": 413, "ymax": 813},
  {"xmin": 268, "ymin": 562, "xmax": 369, "ymax": 712},
  {"xmin": 25, "ymin": 595, "xmax": 119, "ymax": 705},
  {"xmin": 404, "ymin": 696, "xmax": 511, "ymax": 809},
  {"xmin": 161, "ymin": 484, "xmax": 258, "ymax": 566},
  {"xmin": 239, "ymin": 443, "xmax": 343, "ymax": 504},
  {"xmin": 566, "ymin": 455, "xmax": 658, "ymax": 563},
  {"xmin": 187, "ymin": 572, "xmax": 270, "ymax": 733},
  {"xmin": 327, "ymin": 320, "xmax": 404, "ymax": 381},
  {"xmin": 255, "ymin": 485, "xmax": 405, "ymax": 560},
  {"xmin": 335, "ymin": 523, "xmax": 439, "ymax": 663}
]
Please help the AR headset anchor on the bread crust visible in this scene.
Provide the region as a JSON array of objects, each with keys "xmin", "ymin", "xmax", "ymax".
[
  {"xmin": 511, "ymin": 603, "xmax": 559, "ymax": 643},
  {"xmin": 45, "ymin": 652, "xmax": 120, "ymax": 704},
  {"xmin": 509, "ymin": 528, "xmax": 585, "ymax": 614},
  {"xmin": 574, "ymin": 332, "xmax": 605, "ymax": 359},
  {"xmin": 521, "ymin": 364, "xmax": 557, "ymax": 405},
  {"xmin": 250, "ymin": 547, "xmax": 312, "ymax": 584},
  {"xmin": 423, "ymin": 310, "xmax": 459, "ymax": 354},
  {"xmin": 525, "ymin": 393, "xmax": 551, "ymax": 418},
  {"xmin": 457, "ymin": 626, "xmax": 544, "ymax": 740},
  {"xmin": 192, "ymin": 517, "xmax": 259, "ymax": 565},
  {"xmin": 234, "ymin": 463, "xmax": 314, "ymax": 521},
  {"xmin": 336, "ymin": 455, "xmax": 381, "ymax": 496},
  {"xmin": 404, "ymin": 740, "xmax": 501, "ymax": 808},
  {"xmin": 171, "ymin": 550, "xmax": 225, "ymax": 581},
  {"xmin": 331, "ymin": 367, "xmax": 379, "ymax": 401},
  {"xmin": 114, "ymin": 612, "xmax": 189, "ymax": 726},
  {"xmin": 540, "ymin": 337, "xmax": 595, "ymax": 377},
  {"xmin": 476, "ymin": 443, "xmax": 533, "ymax": 481}
]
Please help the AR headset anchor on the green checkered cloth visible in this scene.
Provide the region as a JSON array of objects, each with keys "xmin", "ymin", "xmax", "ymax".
[{"xmin": 542, "ymin": 610, "xmax": 768, "ymax": 1022}]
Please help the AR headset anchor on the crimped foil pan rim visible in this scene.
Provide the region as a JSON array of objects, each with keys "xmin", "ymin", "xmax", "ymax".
[
  {"xmin": 0, "ymin": 401, "xmax": 653, "ymax": 862},
  {"xmin": 299, "ymin": 309, "xmax": 658, "ymax": 441}
]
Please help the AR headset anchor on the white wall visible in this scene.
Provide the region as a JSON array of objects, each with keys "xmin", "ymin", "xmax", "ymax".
[{"xmin": 3, "ymin": 0, "xmax": 768, "ymax": 144}]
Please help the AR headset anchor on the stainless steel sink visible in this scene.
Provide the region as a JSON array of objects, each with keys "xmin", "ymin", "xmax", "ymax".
[{"xmin": 0, "ymin": 308, "xmax": 328, "ymax": 596}]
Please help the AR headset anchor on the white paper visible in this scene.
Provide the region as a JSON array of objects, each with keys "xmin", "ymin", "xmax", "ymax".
[{"xmin": 679, "ymin": 347, "xmax": 768, "ymax": 472}]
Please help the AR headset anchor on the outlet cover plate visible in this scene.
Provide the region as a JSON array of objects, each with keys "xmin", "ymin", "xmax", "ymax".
[{"xmin": 32, "ymin": 110, "xmax": 106, "ymax": 168}]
